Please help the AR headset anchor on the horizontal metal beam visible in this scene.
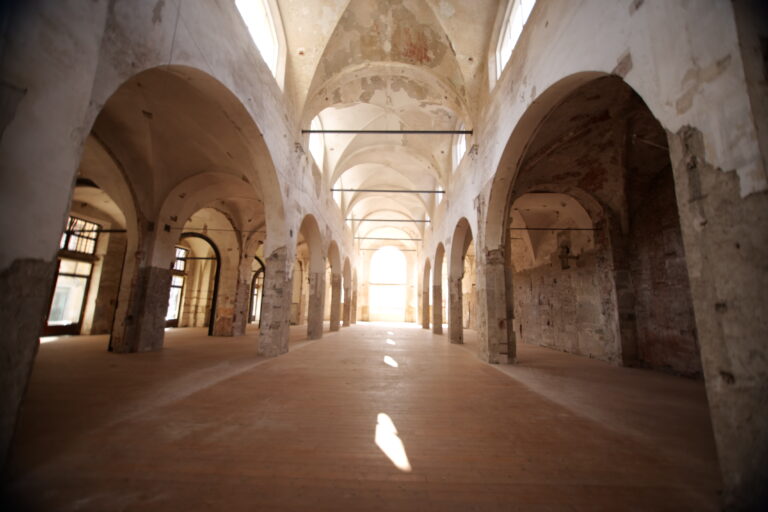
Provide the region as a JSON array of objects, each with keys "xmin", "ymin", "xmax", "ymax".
[
  {"xmin": 347, "ymin": 218, "xmax": 430, "ymax": 223},
  {"xmin": 509, "ymin": 227, "xmax": 599, "ymax": 231},
  {"xmin": 303, "ymin": 129, "xmax": 472, "ymax": 135},
  {"xmin": 355, "ymin": 237, "xmax": 422, "ymax": 241},
  {"xmin": 360, "ymin": 248, "xmax": 417, "ymax": 252},
  {"xmin": 66, "ymin": 229, "xmax": 127, "ymax": 234},
  {"xmin": 333, "ymin": 188, "xmax": 444, "ymax": 194}
]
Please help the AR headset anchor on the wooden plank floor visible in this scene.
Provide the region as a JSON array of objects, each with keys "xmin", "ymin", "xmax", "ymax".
[{"xmin": 3, "ymin": 323, "xmax": 721, "ymax": 511}]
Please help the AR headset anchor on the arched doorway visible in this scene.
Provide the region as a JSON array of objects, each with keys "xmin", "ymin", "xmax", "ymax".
[
  {"xmin": 421, "ymin": 258, "xmax": 431, "ymax": 329},
  {"xmin": 42, "ymin": 180, "xmax": 129, "ymax": 338},
  {"xmin": 493, "ymin": 75, "xmax": 700, "ymax": 375},
  {"xmin": 296, "ymin": 215, "xmax": 325, "ymax": 340},
  {"xmin": 432, "ymin": 244, "xmax": 446, "ymax": 334},
  {"xmin": 249, "ymin": 257, "xmax": 266, "ymax": 325},
  {"xmin": 368, "ymin": 246, "xmax": 408, "ymax": 322},
  {"xmin": 168, "ymin": 232, "xmax": 221, "ymax": 337},
  {"xmin": 448, "ymin": 218, "xmax": 476, "ymax": 345}
]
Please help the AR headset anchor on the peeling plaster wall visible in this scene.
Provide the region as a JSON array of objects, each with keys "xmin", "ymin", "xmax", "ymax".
[
  {"xmin": 0, "ymin": 0, "xmax": 355, "ymax": 467},
  {"xmin": 513, "ymin": 247, "xmax": 622, "ymax": 364},
  {"xmin": 421, "ymin": 1, "xmax": 767, "ymax": 508}
]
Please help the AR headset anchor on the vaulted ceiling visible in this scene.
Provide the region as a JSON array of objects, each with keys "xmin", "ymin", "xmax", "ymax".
[{"xmin": 278, "ymin": 0, "xmax": 500, "ymax": 242}]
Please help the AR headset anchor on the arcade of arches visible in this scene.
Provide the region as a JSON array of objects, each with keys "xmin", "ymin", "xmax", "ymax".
[{"xmin": 0, "ymin": 1, "xmax": 766, "ymax": 510}]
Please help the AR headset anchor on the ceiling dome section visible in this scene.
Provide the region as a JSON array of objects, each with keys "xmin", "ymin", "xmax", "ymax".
[
  {"xmin": 306, "ymin": 0, "xmax": 468, "ymax": 110},
  {"xmin": 303, "ymin": 0, "xmax": 471, "ymax": 234}
]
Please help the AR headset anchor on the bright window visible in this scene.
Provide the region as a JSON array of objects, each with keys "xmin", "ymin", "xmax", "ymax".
[
  {"xmin": 47, "ymin": 259, "xmax": 93, "ymax": 327},
  {"xmin": 496, "ymin": 0, "xmax": 536, "ymax": 79},
  {"xmin": 453, "ymin": 123, "xmax": 467, "ymax": 171},
  {"xmin": 166, "ymin": 247, "xmax": 188, "ymax": 321},
  {"xmin": 236, "ymin": 0, "xmax": 284, "ymax": 85},
  {"xmin": 309, "ymin": 117, "xmax": 325, "ymax": 171},
  {"xmin": 369, "ymin": 246, "xmax": 407, "ymax": 322},
  {"xmin": 60, "ymin": 216, "xmax": 100, "ymax": 255}
]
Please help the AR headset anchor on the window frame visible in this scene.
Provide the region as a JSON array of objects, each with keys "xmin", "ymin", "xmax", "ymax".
[
  {"xmin": 166, "ymin": 246, "xmax": 189, "ymax": 326},
  {"xmin": 489, "ymin": 0, "xmax": 536, "ymax": 88},
  {"xmin": 60, "ymin": 215, "xmax": 101, "ymax": 255},
  {"xmin": 235, "ymin": 0, "xmax": 287, "ymax": 90},
  {"xmin": 452, "ymin": 122, "xmax": 468, "ymax": 172}
]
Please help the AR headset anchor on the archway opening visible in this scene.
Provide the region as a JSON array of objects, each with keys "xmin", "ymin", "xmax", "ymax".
[
  {"xmin": 503, "ymin": 75, "xmax": 700, "ymax": 375},
  {"xmin": 42, "ymin": 179, "xmax": 128, "ymax": 339},
  {"xmin": 168, "ymin": 232, "xmax": 220, "ymax": 336},
  {"xmin": 249, "ymin": 257, "xmax": 265, "ymax": 325},
  {"xmin": 368, "ymin": 246, "xmax": 408, "ymax": 322}
]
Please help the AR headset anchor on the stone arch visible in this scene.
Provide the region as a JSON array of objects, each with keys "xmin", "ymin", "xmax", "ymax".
[
  {"xmin": 178, "ymin": 231, "xmax": 221, "ymax": 336},
  {"xmin": 177, "ymin": 208, "xmax": 243, "ymax": 337},
  {"xmin": 327, "ymin": 241, "xmax": 343, "ymax": 331},
  {"xmin": 68, "ymin": 137, "xmax": 142, "ymax": 353},
  {"xmin": 82, "ymin": 64, "xmax": 291, "ymax": 354},
  {"xmin": 91, "ymin": 65, "xmax": 288, "ymax": 253},
  {"xmin": 421, "ymin": 258, "xmax": 432, "ymax": 330},
  {"xmin": 484, "ymin": 72, "xmax": 607, "ymax": 253},
  {"xmin": 484, "ymin": 73, "xmax": 700, "ymax": 376},
  {"xmin": 432, "ymin": 243, "xmax": 446, "ymax": 335},
  {"xmin": 342, "ymin": 258, "xmax": 352, "ymax": 327},
  {"xmin": 298, "ymin": 214, "xmax": 326, "ymax": 340},
  {"xmin": 449, "ymin": 218, "xmax": 474, "ymax": 344}
]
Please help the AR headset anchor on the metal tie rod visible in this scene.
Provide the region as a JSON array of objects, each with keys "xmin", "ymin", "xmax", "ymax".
[
  {"xmin": 360, "ymin": 248, "xmax": 417, "ymax": 252},
  {"xmin": 332, "ymin": 188, "xmax": 444, "ymax": 194},
  {"xmin": 303, "ymin": 129, "xmax": 472, "ymax": 135},
  {"xmin": 347, "ymin": 218, "xmax": 430, "ymax": 223},
  {"xmin": 355, "ymin": 237, "xmax": 422, "ymax": 241},
  {"xmin": 509, "ymin": 227, "xmax": 600, "ymax": 231}
]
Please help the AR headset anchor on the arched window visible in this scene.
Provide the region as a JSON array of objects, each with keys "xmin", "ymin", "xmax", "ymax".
[
  {"xmin": 369, "ymin": 246, "xmax": 408, "ymax": 321},
  {"xmin": 309, "ymin": 116, "xmax": 325, "ymax": 172},
  {"xmin": 452, "ymin": 123, "xmax": 467, "ymax": 171},
  {"xmin": 496, "ymin": 0, "xmax": 536, "ymax": 79},
  {"xmin": 235, "ymin": 0, "xmax": 286, "ymax": 89}
]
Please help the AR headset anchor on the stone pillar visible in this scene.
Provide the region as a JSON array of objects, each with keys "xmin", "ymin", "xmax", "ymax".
[
  {"xmin": 351, "ymin": 291, "xmax": 357, "ymax": 324},
  {"xmin": 421, "ymin": 286, "xmax": 430, "ymax": 329},
  {"xmin": 477, "ymin": 248, "xmax": 513, "ymax": 363},
  {"xmin": 108, "ymin": 224, "xmax": 174, "ymax": 354},
  {"xmin": 605, "ymin": 217, "xmax": 639, "ymax": 365},
  {"xmin": 0, "ymin": 1, "xmax": 109, "ymax": 465},
  {"xmin": 330, "ymin": 273, "xmax": 341, "ymax": 331},
  {"xmin": 449, "ymin": 277, "xmax": 464, "ymax": 344},
  {"xmin": 0, "ymin": 259, "xmax": 57, "ymax": 465},
  {"xmin": 230, "ymin": 256, "xmax": 252, "ymax": 337},
  {"xmin": 306, "ymin": 269, "xmax": 325, "ymax": 339},
  {"xmin": 89, "ymin": 232, "xmax": 127, "ymax": 334},
  {"xmin": 432, "ymin": 283, "xmax": 443, "ymax": 334},
  {"xmin": 342, "ymin": 285, "xmax": 351, "ymax": 326},
  {"xmin": 258, "ymin": 247, "xmax": 291, "ymax": 357},
  {"xmin": 668, "ymin": 126, "xmax": 768, "ymax": 509},
  {"xmin": 109, "ymin": 253, "xmax": 168, "ymax": 353}
]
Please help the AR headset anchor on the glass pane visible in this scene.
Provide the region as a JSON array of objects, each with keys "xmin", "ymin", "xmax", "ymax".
[
  {"xmin": 47, "ymin": 275, "xmax": 88, "ymax": 326},
  {"xmin": 63, "ymin": 216, "xmax": 99, "ymax": 255},
  {"xmin": 74, "ymin": 261, "xmax": 92, "ymax": 276},
  {"xmin": 172, "ymin": 275, "xmax": 184, "ymax": 287},
  {"xmin": 59, "ymin": 259, "xmax": 76, "ymax": 274},
  {"xmin": 166, "ymin": 285, "xmax": 182, "ymax": 321},
  {"xmin": 235, "ymin": 0, "xmax": 279, "ymax": 77},
  {"xmin": 174, "ymin": 247, "xmax": 188, "ymax": 271}
]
